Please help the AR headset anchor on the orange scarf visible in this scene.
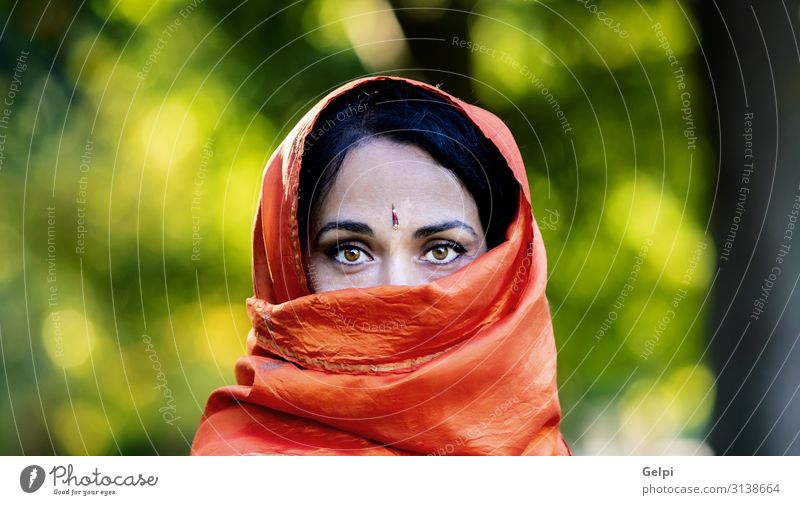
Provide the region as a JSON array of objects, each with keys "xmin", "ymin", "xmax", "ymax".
[{"xmin": 191, "ymin": 76, "xmax": 572, "ymax": 455}]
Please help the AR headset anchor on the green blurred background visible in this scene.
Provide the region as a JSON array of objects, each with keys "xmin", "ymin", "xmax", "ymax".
[{"xmin": 0, "ymin": 0, "xmax": 719, "ymax": 455}]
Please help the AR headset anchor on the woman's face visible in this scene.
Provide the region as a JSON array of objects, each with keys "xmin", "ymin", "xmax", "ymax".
[{"xmin": 305, "ymin": 138, "xmax": 488, "ymax": 293}]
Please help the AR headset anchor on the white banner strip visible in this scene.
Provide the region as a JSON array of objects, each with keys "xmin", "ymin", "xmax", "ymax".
[{"xmin": 1, "ymin": 456, "xmax": 798, "ymax": 504}]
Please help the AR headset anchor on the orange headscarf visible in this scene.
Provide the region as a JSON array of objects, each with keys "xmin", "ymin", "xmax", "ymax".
[{"xmin": 191, "ymin": 75, "xmax": 572, "ymax": 455}]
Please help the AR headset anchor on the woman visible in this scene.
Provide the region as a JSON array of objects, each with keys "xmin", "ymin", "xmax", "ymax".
[{"xmin": 191, "ymin": 75, "xmax": 572, "ymax": 455}]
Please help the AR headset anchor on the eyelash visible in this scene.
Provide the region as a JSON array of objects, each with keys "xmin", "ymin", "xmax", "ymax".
[{"xmin": 325, "ymin": 241, "xmax": 467, "ymax": 266}]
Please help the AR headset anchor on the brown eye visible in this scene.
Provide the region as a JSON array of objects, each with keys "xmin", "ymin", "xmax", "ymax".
[
  {"xmin": 328, "ymin": 244, "xmax": 373, "ymax": 266},
  {"xmin": 431, "ymin": 245, "xmax": 448, "ymax": 261},
  {"xmin": 423, "ymin": 241, "xmax": 466, "ymax": 265},
  {"xmin": 343, "ymin": 248, "xmax": 360, "ymax": 262}
]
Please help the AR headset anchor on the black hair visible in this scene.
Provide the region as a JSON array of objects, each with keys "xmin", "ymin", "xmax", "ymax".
[{"xmin": 298, "ymin": 79, "xmax": 520, "ymax": 251}]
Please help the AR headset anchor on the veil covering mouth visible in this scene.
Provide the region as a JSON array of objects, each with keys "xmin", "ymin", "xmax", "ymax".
[{"xmin": 190, "ymin": 75, "xmax": 572, "ymax": 456}]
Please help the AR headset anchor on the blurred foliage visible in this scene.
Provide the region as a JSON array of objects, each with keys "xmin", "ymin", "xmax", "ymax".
[{"xmin": 0, "ymin": 0, "xmax": 714, "ymax": 454}]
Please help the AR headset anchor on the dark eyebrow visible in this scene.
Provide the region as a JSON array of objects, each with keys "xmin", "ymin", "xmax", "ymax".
[
  {"xmin": 314, "ymin": 220, "xmax": 375, "ymax": 244},
  {"xmin": 413, "ymin": 220, "xmax": 478, "ymax": 239}
]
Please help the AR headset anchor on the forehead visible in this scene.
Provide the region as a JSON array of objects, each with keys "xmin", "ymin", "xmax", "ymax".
[{"xmin": 316, "ymin": 139, "xmax": 476, "ymax": 220}]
